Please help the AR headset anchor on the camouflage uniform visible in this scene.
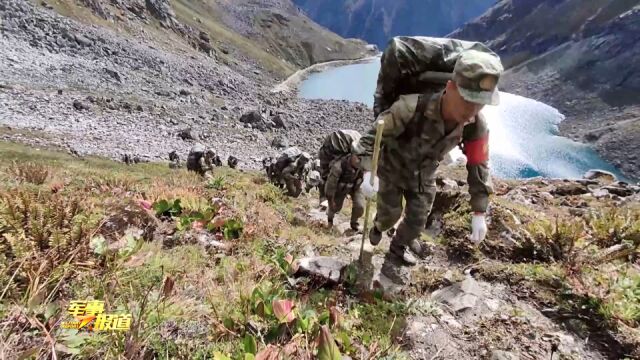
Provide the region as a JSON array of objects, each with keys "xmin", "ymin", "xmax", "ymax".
[
  {"xmin": 227, "ymin": 156, "xmax": 239, "ymax": 169},
  {"xmin": 169, "ymin": 150, "xmax": 181, "ymax": 169},
  {"xmin": 355, "ymin": 46, "xmax": 501, "ymax": 264},
  {"xmin": 281, "ymin": 152, "xmax": 310, "ymax": 197},
  {"xmin": 325, "ymin": 155, "xmax": 365, "ymax": 229},
  {"xmin": 318, "ymin": 130, "xmax": 361, "ymax": 201},
  {"xmin": 186, "ymin": 144, "xmax": 215, "ymax": 177},
  {"xmin": 305, "ymin": 169, "xmax": 322, "ymax": 193}
]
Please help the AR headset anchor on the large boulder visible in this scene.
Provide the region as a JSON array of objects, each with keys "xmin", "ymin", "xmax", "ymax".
[
  {"xmin": 583, "ymin": 169, "xmax": 616, "ymax": 184},
  {"xmin": 239, "ymin": 110, "xmax": 264, "ymax": 125},
  {"xmin": 177, "ymin": 128, "xmax": 198, "ymax": 141},
  {"xmin": 551, "ymin": 183, "xmax": 589, "ymax": 196}
]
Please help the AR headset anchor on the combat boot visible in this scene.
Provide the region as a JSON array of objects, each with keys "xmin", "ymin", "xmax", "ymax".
[
  {"xmin": 408, "ymin": 238, "xmax": 431, "ymax": 259},
  {"xmin": 369, "ymin": 226, "xmax": 382, "ymax": 245},
  {"xmin": 389, "ymin": 243, "xmax": 417, "ymax": 266},
  {"xmin": 381, "ymin": 253, "xmax": 411, "ymax": 285},
  {"xmin": 350, "ymin": 221, "xmax": 359, "ymax": 231}
]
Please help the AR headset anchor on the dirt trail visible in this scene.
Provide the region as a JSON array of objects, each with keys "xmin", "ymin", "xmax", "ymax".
[{"xmin": 300, "ymin": 193, "xmax": 611, "ymax": 359}]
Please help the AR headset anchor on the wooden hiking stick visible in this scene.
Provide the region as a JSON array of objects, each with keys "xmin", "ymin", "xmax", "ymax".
[{"xmin": 359, "ymin": 119, "xmax": 385, "ymax": 263}]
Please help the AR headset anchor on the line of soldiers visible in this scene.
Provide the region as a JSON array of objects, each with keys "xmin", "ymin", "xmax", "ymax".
[
  {"xmin": 263, "ymin": 41, "xmax": 503, "ymax": 283},
  {"xmin": 175, "ymin": 36, "xmax": 504, "ymax": 284},
  {"xmin": 170, "ymin": 144, "xmax": 239, "ymax": 178},
  {"xmin": 264, "ymin": 130, "xmax": 366, "ymax": 231}
]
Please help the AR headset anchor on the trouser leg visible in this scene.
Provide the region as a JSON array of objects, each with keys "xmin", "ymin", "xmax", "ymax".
[{"xmin": 390, "ymin": 186, "xmax": 436, "ymax": 249}]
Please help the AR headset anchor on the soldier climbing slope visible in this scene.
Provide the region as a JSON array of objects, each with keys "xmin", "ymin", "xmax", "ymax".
[
  {"xmin": 168, "ymin": 150, "xmax": 181, "ymax": 169},
  {"xmin": 227, "ymin": 155, "xmax": 239, "ymax": 169},
  {"xmin": 317, "ymin": 130, "xmax": 362, "ymax": 203},
  {"xmin": 325, "ymin": 153, "xmax": 365, "ymax": 231},
  {"xmin": 186, "ymin": 144, "xmax": 217, "ymax": 179},
  {"xmin": 280, "ymin": 151, "xmax": 311, "ymax": 197},
  {"xmin": 353, "ymin": 37, "xmax": 503, "ymax": 281}
]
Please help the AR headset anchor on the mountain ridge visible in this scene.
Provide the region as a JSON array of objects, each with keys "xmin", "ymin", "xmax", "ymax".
[
  {"xmin": 450, "ymin": 0, "xmax": 640, "ymax": 180},
  {"xmin": 292, "ymin": 0, "xmax": 495, "ymax": 48}
]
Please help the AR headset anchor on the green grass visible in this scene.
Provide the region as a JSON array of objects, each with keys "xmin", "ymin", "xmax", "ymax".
[{"xmin": 0, "ymin": 142, "xmax": 410, "ymax": 358}]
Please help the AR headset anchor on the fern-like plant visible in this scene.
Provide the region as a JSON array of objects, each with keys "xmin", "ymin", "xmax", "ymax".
[{"xmin": 8, "ymin": 161, "xmax": 50, "ymax": 185}]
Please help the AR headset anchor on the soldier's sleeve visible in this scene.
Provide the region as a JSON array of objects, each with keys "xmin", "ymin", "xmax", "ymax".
[
  {"xmin": 354, "ymin": 94, "xmax": 419, "ymax": 171},
  {"xmin": 462, "ymin": 113, "xmax": 493, "ymax": 213},
  {"xmin": 325, "ymin": 161, "xmax": 342, "ymax": 199}
]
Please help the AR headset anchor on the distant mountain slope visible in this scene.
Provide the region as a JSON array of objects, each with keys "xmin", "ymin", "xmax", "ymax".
[
  {"xmin": 450, "ymin": 0, "xmax": 640, "ymax": 179},
  {"xmin": 292, "ymin": 0, "xmax": 495, "ymax": 48}
]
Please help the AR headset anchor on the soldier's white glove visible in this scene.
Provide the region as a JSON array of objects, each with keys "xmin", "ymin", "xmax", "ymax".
[
  {"xmin": 470, "ymin": 213, "xmax": 487, "ymax": 244},
  {"xmin": 361, "ymin": 172, "xmax": 379, "ymax": 199}
]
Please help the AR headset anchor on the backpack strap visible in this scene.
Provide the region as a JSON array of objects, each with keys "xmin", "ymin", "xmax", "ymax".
[{"xmin": 398, "ymin": 92, "xmax": 431, "ymax": 142}]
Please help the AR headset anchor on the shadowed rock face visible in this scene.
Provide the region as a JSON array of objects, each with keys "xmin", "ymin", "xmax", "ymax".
[
  {"xmin": 292, "ymin": 0, "xmax": 495, "ymax": 49},
  {"xmin": 450, "ymin": 0, "xmax": 640, "ymax": 180}
]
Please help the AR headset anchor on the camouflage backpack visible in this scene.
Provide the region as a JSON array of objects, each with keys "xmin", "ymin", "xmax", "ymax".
[
  {"xmin": 273, "ymin": 146, "xmax": 303, "ymax": 174},
  {"xmin": 374, "ymin": 36, "xmax": 498, "ymax": 117}
]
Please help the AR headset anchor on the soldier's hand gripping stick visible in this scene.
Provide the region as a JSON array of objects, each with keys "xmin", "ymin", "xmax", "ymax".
[{"xmin": 359, "ymin": 119, "xmax": 385, "ymax": 264}]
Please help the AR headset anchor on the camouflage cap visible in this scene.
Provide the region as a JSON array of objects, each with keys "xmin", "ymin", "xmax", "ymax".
[{"xmin": 453, "ymin": 50, "xmax": 504, "ymax": 106}]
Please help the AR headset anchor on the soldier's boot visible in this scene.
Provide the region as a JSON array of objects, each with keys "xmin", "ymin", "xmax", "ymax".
[
  {"xmin": 369, "ymin": 226, "xmax": 382, "ymax": 246},
  {"xmin": 381, "ymin": 253, "xmax": 411, "ymax": 285},
  {"xmin": 408, "ymin": 238, "xmax": 431, "ymax": 260},
  {"xmin": 350, "ymin": 221, "xmax": 359, "ymax": 231},
  {"xmin": 388, "ymin": 242, "xmax": 418, "ymax": 266}
]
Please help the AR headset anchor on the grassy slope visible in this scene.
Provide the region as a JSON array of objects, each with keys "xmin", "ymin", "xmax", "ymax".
[
  {"xmin": 0, "ymin": 142, "xmax": 411, "ymax": 359},
  {"xmin": 0, "ymin": 142, "xmax": 638, "ymax": 358}
]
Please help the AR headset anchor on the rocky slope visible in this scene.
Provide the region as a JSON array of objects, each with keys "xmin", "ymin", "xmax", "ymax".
[
  {"xmin": 292, "ymin": 0, "xmax": 495, "ymax": 49},
  {"xmin": 1, "ymin": 142, "xmax": 639, "ymax": 359},
  {"xmin": 0, "ymin": 0, "xmax": 374, "ymax": 169},
  {"xmin": 450, "ymin": 0, "xmax": 640, "ymax": 180}
]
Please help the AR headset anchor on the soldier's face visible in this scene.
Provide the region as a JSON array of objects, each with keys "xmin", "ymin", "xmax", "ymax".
[{"xmin": 447, "ymin": 82, "xmax": 485, "ymax": 123}]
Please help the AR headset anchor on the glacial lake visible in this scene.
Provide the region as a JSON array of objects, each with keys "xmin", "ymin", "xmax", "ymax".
[{"xmin": 299, "ymin": 59, "xmax": 626, "ymax": 180}]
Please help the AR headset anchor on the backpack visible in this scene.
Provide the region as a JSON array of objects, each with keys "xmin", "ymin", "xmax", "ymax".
[
  {"xmin": 274, "ymin": 146, "xmax": 302, "ymax": 174},
  {"xmin": 374, "ymin": 37, "xmax": 498, "ymax": 117}
]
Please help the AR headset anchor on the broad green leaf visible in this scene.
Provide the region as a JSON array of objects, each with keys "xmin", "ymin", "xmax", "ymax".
[
  {"xmin": 317, "ymin": 325, "xmax": 342, "ymax": 360},
  {"xmin": 243, "ymin": 334, "xmax": 257, "ymax": 354}
]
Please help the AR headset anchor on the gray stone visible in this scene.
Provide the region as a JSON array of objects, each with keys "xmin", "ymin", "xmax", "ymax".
[
  {"xmin": 584, "ymin": 169, "xmax": 616, "ymax": 184},
  {"xmin": 295, "ymin": 256, "xmax": 348, "ymax": 284},
  {"xmin": 72, "ymin": 100, "xmax": 89, "ymax": 111},
  {"xmin": 74, "ymin": 34, "xmax": 93, "ymax": 47},
  {"xmin": 271, "ymin": 114, "xmax": 288, "ymax": 129},
  {"xmin": 551, "ymin": 183, "xmax": 589, "ymax": 196},
  {"xmin": 602, "ymin": 185, "xmax": 634, "ymax": 197},
  {"xmin": 271, "ymin": 135, "xmax": 289, "ymax": 149},
  {"xmin": 591, "ymin": 188, "xmax": 610, "ymax": 198},
  {"xmin": 491, "ymin": 350, "xmax": 519, "ymax": 360},
  {"xmin": 104, "ymin": 68, "xmax": 122, "ymax": 82},
  {"xmin": 177, "ymin": 128, "xmax": 198, "ymax": 141},
  {"xmin": 239, "ymin": 110, "xmax": 264, "ymax": 125},
  {"xmin": 432, "ymin": 276, "xmax": 484, "ymax": 313}
]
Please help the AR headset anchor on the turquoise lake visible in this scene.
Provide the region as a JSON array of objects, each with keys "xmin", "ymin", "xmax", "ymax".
[{"xmin": 299, "ymin": 59, "xmax": 627, "ymax": 180}]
